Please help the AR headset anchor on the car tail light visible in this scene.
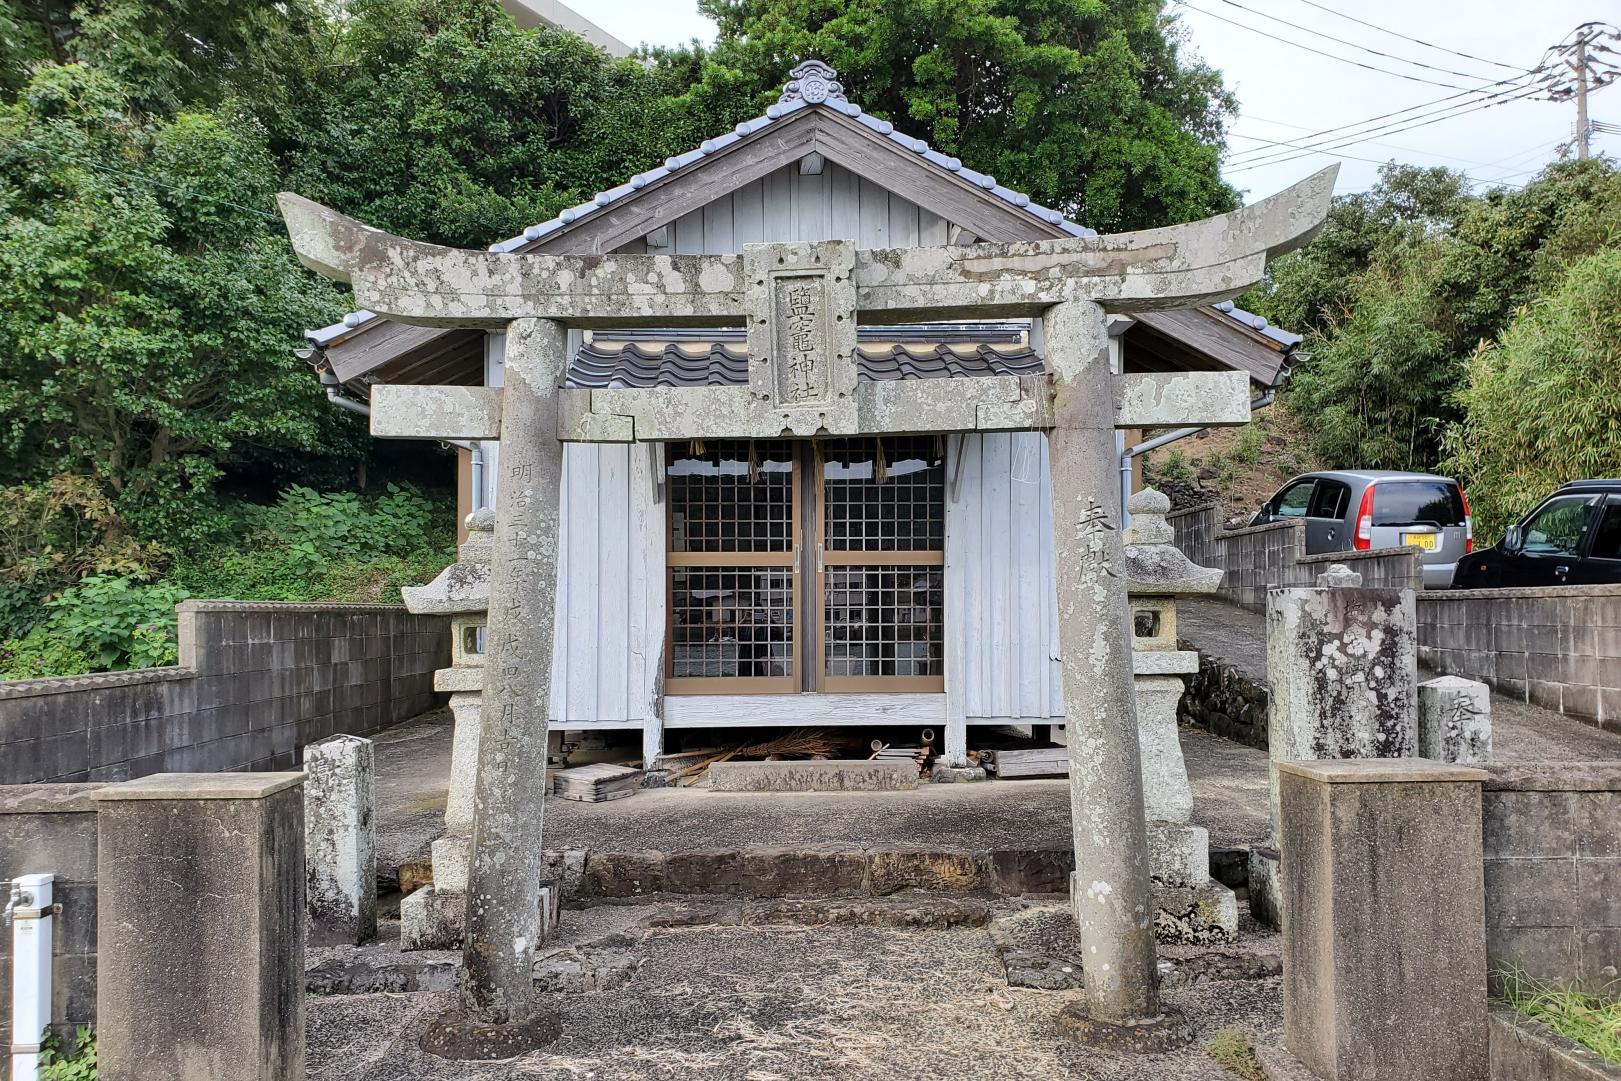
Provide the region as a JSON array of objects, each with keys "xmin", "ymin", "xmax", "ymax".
[
  {"xmin": 1460, "ymin": 487, "xmax": 1474, "ymax": 553},
  {"xmin": 1353, "ymin": 486, "xmax": 1374, "ymax": 550}
]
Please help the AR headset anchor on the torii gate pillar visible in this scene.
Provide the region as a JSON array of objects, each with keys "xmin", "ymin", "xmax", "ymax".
[{"xmin": 1045, "ymin": 301, "xmax": 1184, "ymax": 1045}]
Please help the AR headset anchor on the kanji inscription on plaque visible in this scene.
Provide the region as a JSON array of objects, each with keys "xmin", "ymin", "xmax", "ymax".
[
  {"xmin": 744, "ymin": 240, "xmax": 858, "ymax": 428},
  {"xmin": 777, "ymin": 275, "xmax": 829, "ymax": 404}
]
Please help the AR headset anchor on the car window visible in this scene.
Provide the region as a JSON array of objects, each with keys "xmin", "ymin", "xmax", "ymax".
[
  {"xmin": 1371, "ymin": 481, "xmax": 1466, "ymax": 527},
  {"xmin": 1274, "ymin": 480, "xmax": 1315, "ymax": 519},
  {"xmin": 1521, "ymin": 496, "xmax": 1597, "ymax": 556},
  {"xmin": 1589, "ymin": 499, "xmax": 1621, "ymax": 560},
  {"xmin": 1308, "ymin": 480, "xmax": 1351, "ymax": 519}
]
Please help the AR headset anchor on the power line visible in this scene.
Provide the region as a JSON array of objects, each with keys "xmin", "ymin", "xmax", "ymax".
[
  {"xmin": 1194, "ymin": 0, "xmax": 1513, "ymax": 84},
  {"xmin": 1225, "ymin": 85, "xmax": 1547, "ymax": 173},
  {"xmin": 1281, "ymin": 0, "xmax": 1525, "ymax": 73},
  {"xmin": 1226, "ymin": 80, "xmax": 1550, "ymax": 169},
  {"xmin": 1224, "ymin": 73, "xmax": 1553, "ymax": 166},
  {"xmin": 1173, "ymin": 0, "xmax": 1544, "ymax": 94},
  {"xmin": 1232, "ymin": 121, "xmax": 1500, "ymax": 167}
]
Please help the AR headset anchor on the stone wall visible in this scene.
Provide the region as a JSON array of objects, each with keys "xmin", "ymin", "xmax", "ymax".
[
  {"xmin": 1167, "ymin": 503, "xmax": 1423, "ymax": 613},
  {"xmin": 1418, "ymin": 586, "xmax": 1621, "ymax": 731},
  {"xmin": 1178, "ymin": 647, "xmax": 1269, "ymax": 750},
  {"xmin": 1482, "ymin": 763, "xmax": 1621, "ymax": 997},
  {"xmin": 0, "ymin": 601, "xmax": 448, "ymax": 784},
  {"xmin": 0, "ymin": 784, "xmax": 103, "ymax": 1073}
]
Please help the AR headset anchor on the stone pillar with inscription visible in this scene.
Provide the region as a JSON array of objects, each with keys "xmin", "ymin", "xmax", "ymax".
[
  {"xmin": 1045, "ymin": 302, "xmax": 1189, "ymax": 1051},
  {"xmin": 420, "ymin": 319, "xmax": 567, "ymax": 1059}
]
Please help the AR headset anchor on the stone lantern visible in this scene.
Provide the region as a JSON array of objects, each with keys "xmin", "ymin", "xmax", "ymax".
[
  {"xmin": 397, "ymin": 507, "xmax": 493, "ymax": 949},
  {"xmin": 1123, "ymin": 488, "xmax": 1238, "ymax": 941}
]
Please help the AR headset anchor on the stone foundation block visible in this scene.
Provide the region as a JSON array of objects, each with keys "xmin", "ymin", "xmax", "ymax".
[
  {"xmin": 987, "ymin": 847, "xmax": 1074, "ymax": 895},
  {"xmin": 94, "ymin": 773, "xmax": 305, "ymax": 1081},
  {"xmin": 582, "ymin": 850, "xmax": 667, "ymax": 897},
  {"xmin": 1279, "ymin": 760, "xmax": 1487, "ymax": 1081},
  {"xmin": 930, "ymin": 763, "xmax": 986, "ymax": 783},
  {"xmin": 1069, "ymin": 871, "xmax": 1239, "ymax": 943},
  {"xmin": 431, "ymin": 834, "xmax": 471, "ymax": 894},
  {"xmin": 739, "ymin": 845, "xmax": 868, "ymax": 897},
  {"xmin": 869, "ymin": 847, "xmax": 988, "ymax": 895},
  {"xmin": 1147, "ymin": 823, "xmax": 1209, "ymax": 888},
  {"xmin": 400, "ymin": 882, "xmax": 559, "ymax": 952},
  {"xmin": 708, "ymin": 759, "xmax": 918, "ymax": 792},
  {"xmin": 400, "ymin": 884, "xmax": 465, "ymax": 951},
  {"xmin": 1151, "ymin": 879, "xmax": 1240, "ymax": 944}
]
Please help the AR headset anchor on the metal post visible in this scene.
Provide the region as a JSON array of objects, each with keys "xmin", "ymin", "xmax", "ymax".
[
  {"xmin": 1043, "ymin": 302, "xmax": 1189, "ymax": 1050},
  {"xmin": 6, "ymin": 873, "xmax": 54, "ymax": 1081},
  {"xmin": 421, "ymin": 318, "xmax": 567, "ymax": 1059}
]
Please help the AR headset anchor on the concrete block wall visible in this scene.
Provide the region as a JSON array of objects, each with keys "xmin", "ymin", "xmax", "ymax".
[
  {"xmin": 1167, "ymin": 503, "xmax": 1422, "ymax": 613},
  {"xmin": 0, "ymin": 601, "xmax": 448, "ymax": 784},
  {"xmin": 1419, "ymin": 586, "xmax": 1621, "ymax": 731},
  {"xmin": 1482, "ymin": 764, "xmax": 1621, "ymax": 997},
  {"xmin": 0, "ymin": 785, "xmax": 104, "ymax": 1075}
]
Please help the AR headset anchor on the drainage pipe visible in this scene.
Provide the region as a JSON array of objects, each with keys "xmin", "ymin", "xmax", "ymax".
[
  {"xmin": 317, "ymin": 369, "xmax": 487, "ymax": 512},
  {"xmin": 1118, "ymin": 390, "xmax": 1278, "ymax": 528},
  {"xmin": 6, "ymin": 872, "xmax": 55, "ymax": 1081}
]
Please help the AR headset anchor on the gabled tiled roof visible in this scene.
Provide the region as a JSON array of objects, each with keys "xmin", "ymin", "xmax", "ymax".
[
  {"xmin": 1212, "ymin": 300, "xmax": 1301, "ymax": 349},
  {"xmin": 488, "ymin": 61, "xmax": 1094, "ymax": 256},
  {"xmin": 308, "ymin": 61, "xmax": 1096, "ymax": 347},
  {"xmin": 568, "ymin": 332, "xmax": 1044, "ymax": 390}
]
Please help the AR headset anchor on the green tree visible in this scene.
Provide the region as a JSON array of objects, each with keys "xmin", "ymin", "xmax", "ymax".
[
  {"xmin": 1, "ymin": 0, "xmax": 326, "ymax": 113},
  {"xmin": 262, "ymin": 0, "xmax": 748, "ymax": 248},
  {"xmin": 671, "ymin": 0, "xmax": 1237, "ymax": 231},
  {"xmin": 0, "ymin": 64, "xmax": 352, "ymax": 543},
  {"xmin": 1446, "ymin": 248, "xmax": 1621, "ymax": 539}
]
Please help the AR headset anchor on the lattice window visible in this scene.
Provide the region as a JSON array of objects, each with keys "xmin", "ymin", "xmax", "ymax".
[
  {"xmin": 819, "ymin": 437, "xmax": 946, "ymax": 691},
  {"xmin": 666, "ymin": 441, "xmax": 798, "ymax": 693}
]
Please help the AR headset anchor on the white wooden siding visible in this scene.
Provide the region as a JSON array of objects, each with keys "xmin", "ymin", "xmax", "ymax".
[
  {"xmin": 646, "ymin": 161, "xmax": 957, "ymax": 252},
  {"xmin": 549, "ymin": 441, "xmax": 665, "ymax": 725},
  {"xmin": 946, "ymin": 433, "xmax": 1064, "ymax": 723}
]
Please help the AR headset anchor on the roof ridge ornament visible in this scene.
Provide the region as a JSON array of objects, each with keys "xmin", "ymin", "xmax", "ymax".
[{"xmin": 779, "ymin": 60, "xmax": 846, "ymax": 106}]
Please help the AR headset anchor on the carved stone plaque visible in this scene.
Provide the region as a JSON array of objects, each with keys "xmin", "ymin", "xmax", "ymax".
[{"xmin": 744, "ymin": 240, "xmax": 858, "ymax": 435}]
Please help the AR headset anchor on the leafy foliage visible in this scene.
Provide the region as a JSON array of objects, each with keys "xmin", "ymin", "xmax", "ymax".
[
  {"xmin": 262, "ymin": 0, "xmax": 746, "ymax": 248},
  {"xmin": 0, "ymin": 64, "xmax": 356, "ymax": 543},
  {"xmin": 1446, "ymin": 248, "xmax": 1621, "ymax": 539},
  {"xmin": 1, "ymin": 574, "xmax": 186, "ymax": 676},
  {"xmin": 37, "ymin": 1025, "xmax": 96, "ymax": 1081},
  {"xmin": 1242, "ymin": 160, "xmax": 1621, "ymax": 485},
  {"xmin": 674, "ymin": 0, "xmax": 1237, "ymax": 231}
]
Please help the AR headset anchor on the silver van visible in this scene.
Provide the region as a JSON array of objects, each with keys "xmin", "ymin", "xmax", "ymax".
[{"xmin": 1250, "ymin": 471, "xmax": 1472, "ymax": 588}]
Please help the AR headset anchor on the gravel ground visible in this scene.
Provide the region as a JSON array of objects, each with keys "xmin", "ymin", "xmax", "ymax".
[{"xmin": 308, "ymin": 910, "xmax": 1282, "ymax": 1081}]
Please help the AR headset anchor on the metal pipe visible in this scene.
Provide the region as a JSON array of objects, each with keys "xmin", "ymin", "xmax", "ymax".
[
  {"xmin": 1117, "ymin": 389, "xmax": 1279, "ymax": 527},
  {"xmin": 8, "ymin": 873, "xmax": 55, "ymax": 1081},
  {"xmin": 324, "ymin": 383, "xmax": 371, "ymax": 416}
]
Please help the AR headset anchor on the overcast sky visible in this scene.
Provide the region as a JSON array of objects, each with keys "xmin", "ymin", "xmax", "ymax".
[{"xmin": 584, "ymin": 0, "xmax": 1618, "ymax": 205}]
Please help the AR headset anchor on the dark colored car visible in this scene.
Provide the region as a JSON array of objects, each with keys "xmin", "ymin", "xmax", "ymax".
[
  {"xmin": 1452, "ymin": 480, "xmax": 1621, "ymax": 588},
  {"xmin": 1251, "ymin": 471, "xmax": 1472, "ymax": 588}
]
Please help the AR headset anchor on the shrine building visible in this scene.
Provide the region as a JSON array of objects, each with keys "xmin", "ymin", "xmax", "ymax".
[{"xmin": 297, "ymin": 63, "xmax": 1299, "ymax": 763}]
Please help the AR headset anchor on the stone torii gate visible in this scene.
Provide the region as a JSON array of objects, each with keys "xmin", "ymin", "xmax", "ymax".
[{"xmin": 279, "ymin": 166, "xmax": 1334, "ymax": 1056}]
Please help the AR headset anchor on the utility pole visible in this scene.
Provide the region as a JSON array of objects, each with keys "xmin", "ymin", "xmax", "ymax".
[{"xmin": 1575, "ymin": 32, "xmax": 1591, "ymax": 159}]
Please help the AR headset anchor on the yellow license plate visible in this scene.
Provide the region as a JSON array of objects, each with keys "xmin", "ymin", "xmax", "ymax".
[{"xmin": 1403, "ymin": 532, "xmax": 1438, "ymax": 550}]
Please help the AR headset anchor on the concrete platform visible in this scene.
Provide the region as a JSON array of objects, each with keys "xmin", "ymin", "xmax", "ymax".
[{"xmin": 707, "ymin": 758, "xmax": 919, "ymax": 792}]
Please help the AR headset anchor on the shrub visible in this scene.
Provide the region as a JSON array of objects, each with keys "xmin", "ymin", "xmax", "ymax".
[
  {"xmin": 2, "ymin": 575, "xmax": 187, "ymax": 678},
  {"xmin": 39, "ymin": 1025, "xmax": 96, "ymax": 1081},
  {"xmin": 1446, "ymin": 248, "xmax": 1621, "ymax": 540}
]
